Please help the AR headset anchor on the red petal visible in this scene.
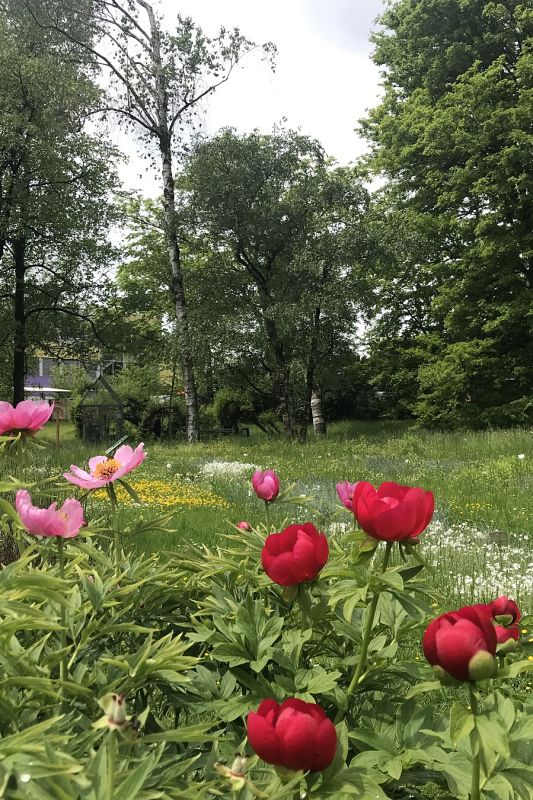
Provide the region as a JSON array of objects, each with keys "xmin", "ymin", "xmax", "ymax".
[
  {"xmin": 435, "ymin": 619, "xmax": 488, "ymax": 681},
  {"xmin": 311, "ymin": 718, "xmax": 338, "ymax": 771},
  {"xmin": 275, "ymin": 708, "xmax": 317, "ymax": 771},
  {"xmin": 262, "ymin": 551, "xmax": 298, "ymax": 586},
  {"xmin": 372, "ymin": 500, "xmax": 417, "ymax": 541},
  {"xmin": 354, "ymin": 493, "xmax": 377, "ymax": 537},
  {"xmin": 263, "ymin": 532, "xmax": 284, "ymax": 556},
  {"xmin": 352, "ymin": 482, "xmax": 375, "ymax": 515},
  {"xmin": 247, "ymin": 711, "xmax": 282, "ymax": 765},
  {"xmin": 377, "ymin": 481, "xmax": 409, "ymax": 501},
  {"xmin": 291, "ymin": 532, "xmax": 320, "ymax": 582},
  {"xmin": 314, "ymin": 535, "xmax": 329, "ymax": 570}
]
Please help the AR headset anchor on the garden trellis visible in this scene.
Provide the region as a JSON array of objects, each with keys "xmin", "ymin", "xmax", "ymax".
[{"xmin": 78, "ymin": 375, "xmax": 124, "ymax": 444}]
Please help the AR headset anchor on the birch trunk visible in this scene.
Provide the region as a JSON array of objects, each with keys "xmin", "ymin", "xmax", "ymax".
[
  {"xmin": 143, "ymin": 1, "xmax": 199, "ymax": 442},
  {"xmin": 311, "ymin": 388, "xmax": 326, "ymax": 435}
]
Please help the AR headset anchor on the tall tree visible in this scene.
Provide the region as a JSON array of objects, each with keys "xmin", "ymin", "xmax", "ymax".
[
  {"xmin": 181, "ymin": 129, "xmax": 370, "ymax": 440},
  {"xmin": 0, "ymin": 8, "xmax": 118, "ymax": 403},
  {"xmin": 28, "ymin": 0, "xmax": 273, "ymax": 442},
  {"xmin": 363, "ymin": 0, "xmax": 533, "ymax": 427}
]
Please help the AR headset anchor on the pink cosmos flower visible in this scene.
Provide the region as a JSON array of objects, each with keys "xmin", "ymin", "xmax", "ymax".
[
  {"xmin": 0, "ymin": 400, "xmax": 54, "ymax": 436},
  {"xmin": 16, "ymin": 489, "xmax": 85, "ymax": 538},
  {"xmin": 336, "ymin": 481, "xmax": 357, "ymax": 510},
  {"xmin": 63, "ymin": 443, "xmax": 146, "ymax": 490},
  {"xmin": 252, "ymin": 469, "xmax": 280, "ymax": 502}
]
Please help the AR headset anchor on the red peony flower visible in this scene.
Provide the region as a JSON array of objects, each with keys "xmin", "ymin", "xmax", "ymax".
[
  {"xmin": 252, "ymin": 469, "xmax": 280, "ymax": 502},
  {"xmin": 423, "ymin": 604, "xmax": 497, "ymax": 681},
  {"xmin": 261, "ymin": 522, "xmax": 329, "ymax": 586},
  {"xmin": 352, "ymin": 481, "xmax": 434, "ymax": 542},
  {"xmin": 247, "ymin": 698, "xmax": 337, "ymax": 772}
]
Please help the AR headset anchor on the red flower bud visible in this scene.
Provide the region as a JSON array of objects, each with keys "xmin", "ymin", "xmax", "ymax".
[
  {"xmin": 423, "ymin": 604, "xmax": 497, "ymax": 681},
  {"xmin": 489, "ymin": 595, "xmax": 521, "ymax": 626},
  {"xmin": 247, "ymin": 698, "xmax": 337, "ymax": 772},
  {"xmin": 236, "ymin": 521, "xmax": 252, "ymax": 531},
  {"xmin": 352, "ymin": 481, "xmax": 434, "ymax": 542},
  {"xmin": 495, "ymin": 624, "xmax": 520, "ymax": 645},
  {"xmin": 252, "ymin": 469, "xmax": 280, "ymax": 502},
  {"xmin": 261, "ymin": 523, "xmax": 329, "ymax": 586}
]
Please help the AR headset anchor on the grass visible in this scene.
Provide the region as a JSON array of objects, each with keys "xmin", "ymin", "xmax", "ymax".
[{"xmin": 3, "ymin": 419, "xmax": 532, "ymax": 608}]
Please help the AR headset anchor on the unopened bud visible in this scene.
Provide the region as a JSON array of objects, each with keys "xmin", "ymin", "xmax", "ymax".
[{"xmin": 468, "ymin": 651, "xmax": 497, "ymax": 681}]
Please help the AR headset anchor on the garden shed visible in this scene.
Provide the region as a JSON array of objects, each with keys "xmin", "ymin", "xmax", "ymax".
[{"xmin": 78, "ymin": 375, "xmax": 124, "ymax": 443}]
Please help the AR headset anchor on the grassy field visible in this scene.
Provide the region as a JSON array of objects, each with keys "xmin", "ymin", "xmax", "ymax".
[{"xmin": 5, "ymin": 419, "xmax": 533, "ymax": 608}]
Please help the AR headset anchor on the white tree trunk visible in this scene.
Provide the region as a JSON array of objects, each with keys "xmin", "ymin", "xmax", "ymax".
[{"xmin": 311, "ymin": 388, "xmax": 326, "ymax": 435}]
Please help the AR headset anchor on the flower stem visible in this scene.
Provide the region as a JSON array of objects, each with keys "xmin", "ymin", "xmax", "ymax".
[
  {"xmin": 264, "ymin": 500, "xmax": 271, "ymax": 534},
  {"xmin": 107, "ymin": 730, "xmax": 116, "ymax": 800},
  {"xmin": 469, "ymin": 684, "xmax": 480, "ymax": 800},
  {"xmin": 336, "ymin": 541, "xmax": 393, "ymax": 722},
  {"xmin": 57, "ymin": 536, "xmax": 68, "ymax": 706},
  {"xmin": 107, "ymin": 483, "xmax": 120, "ymax": 571}
]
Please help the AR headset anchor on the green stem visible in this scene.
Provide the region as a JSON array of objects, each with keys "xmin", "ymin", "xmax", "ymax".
[
  {"xmin": 264, "ymin": 500, "xmax": 271, "ymax": 534},
  {"xmin": 57, "ymin": 537, "xmax": 68, "ymax": 706},
  {"xmin": 469, "ymin": 684, "xmax": 480, "ymax": 800},
  {"xmin": 107, "ymin": 731, "xmax": 116, "ymax": 800},
  {"xmin": 336, "ymin": 541, "xmax": 393, "ymax": 722},
  {"xmin": 107, "ymin": 483, "xmax": 120, "ymax": 571}
]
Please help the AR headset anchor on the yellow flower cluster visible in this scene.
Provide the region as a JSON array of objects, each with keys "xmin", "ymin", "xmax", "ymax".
[{"xmin": 94, "ymin": 479, "xmax": 229, "ymax": 509}]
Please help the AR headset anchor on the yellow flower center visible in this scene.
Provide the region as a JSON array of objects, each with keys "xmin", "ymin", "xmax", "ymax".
[{"xmin": 93, "ymin": 458, "xmax": 120, "ymax": 479}]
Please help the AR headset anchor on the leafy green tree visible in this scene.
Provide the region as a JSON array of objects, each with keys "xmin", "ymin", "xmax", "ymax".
[
  {"xmin": 181, "ymin": 129, "xmax": 371, "ymax": 440},
  {"xmin": 363, "ymin": 0, "xmax": 533, "ymax": 427},
  {"xmin": 28, "ymin": 0, "xmax": 274, "ymax": 442},
  {"xmin": 0, "ymin": 6, "xmax": 118, "ymax": 403}
]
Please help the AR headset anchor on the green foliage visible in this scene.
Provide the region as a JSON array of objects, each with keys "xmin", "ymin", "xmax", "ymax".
[
  {"xmin": 212, "ymin": 388, "xmax": 254, "ymax": 431},
  {"xmin": 1, "ymin": 427, "xmax": 533, "ymax": 797},
  {"xmin": 363, "ymin": 0, "xmax": 533, "ymax": 428},
  {"xmin": 0, "ymin": 2, "xmax": 120, "ymax": 401}
]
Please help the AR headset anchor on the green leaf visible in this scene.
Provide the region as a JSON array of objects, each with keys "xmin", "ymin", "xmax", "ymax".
[
  {"xmin": 405, "ymin": 680, "xmax": 442, "ymax": 698},
  {"xmin": 475, "ymin": 714, "xmax": 510, "ymax": 759},
  {"xmin": 497, "ymin": 660, "xmax": 533, "ymax": 678},
  {"xmin": 0, "ymin": 498, "xmax": 21, "ymax": 527},
  {"xmin": 114, "ymin": 749, "xmax": 159, "ymax": 800},
  {"xmin": 143, "ymin": 722, "xmax": 220, "ymax": 743},
  {"xmin": 449, "ymin": 701, "xmax": 474, "ymax": 745}
]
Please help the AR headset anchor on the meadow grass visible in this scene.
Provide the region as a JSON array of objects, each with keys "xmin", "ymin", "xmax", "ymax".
[{"xmin": 4, "ymin": 419, "xmax": 533, "ymax": 609}]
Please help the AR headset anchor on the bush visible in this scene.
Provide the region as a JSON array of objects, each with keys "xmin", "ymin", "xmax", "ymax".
[{"xmin": 212, "ymin": 387, "xmax": 254, "ymax": 432}]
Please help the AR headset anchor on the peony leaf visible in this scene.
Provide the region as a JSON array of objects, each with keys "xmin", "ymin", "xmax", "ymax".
[{"xmin": 449, "ymin": 701, "xmax": 474, "ymax": 745}]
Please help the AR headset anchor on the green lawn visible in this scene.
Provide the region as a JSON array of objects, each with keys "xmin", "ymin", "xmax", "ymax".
[{"xmin": 5, "ymin": 419, "xmax": 533, "ymax": 608}]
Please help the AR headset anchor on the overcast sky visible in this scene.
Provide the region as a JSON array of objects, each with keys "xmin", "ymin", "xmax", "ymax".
[{"xmin": 115, "ymin": 0, "xmax": 385, "ymax": 194}]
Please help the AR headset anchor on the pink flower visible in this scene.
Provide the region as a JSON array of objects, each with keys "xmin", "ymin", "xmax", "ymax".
[
  {"xmin": 252, "ymin": 469, "xmax": 280, "ymax": 502},
  {"xmin": 63, "ymin": 443, "xmax": 146, "ymax": 490},
  {"xmin": 16, "ymin": 489, "xmax": 85, "ymax": 538},
  {"xmin": 0, "ymin": 400, "xmax": 54, "ymax": 436},
  {"xmin": 336, "ymin": 481, "xmax": 357, "ymax": 510},
  {"xmin": 236, "ymin": 521, "xmax": 252, "ymax": 531}
]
